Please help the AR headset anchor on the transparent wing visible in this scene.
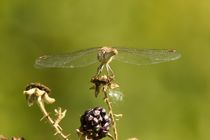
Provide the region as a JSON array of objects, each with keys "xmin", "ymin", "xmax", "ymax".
[
  {"xmin": 114, "ymin": 48, "xmax": 181, "ymax": 65},
  {"xmin": 35, "ymin": 47, "xmax": 99, "ymax": 68}
]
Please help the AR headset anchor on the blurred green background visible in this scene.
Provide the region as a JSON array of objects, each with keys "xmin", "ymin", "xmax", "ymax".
[{"xmin": 0, "ymin": 0, "xmax": 210, "ymax": 140}]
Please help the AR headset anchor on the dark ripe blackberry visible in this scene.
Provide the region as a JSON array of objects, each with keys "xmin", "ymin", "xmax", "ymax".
[{"xmin": 80, "ymin": 107, "xmax": 111, "ymax": 139}]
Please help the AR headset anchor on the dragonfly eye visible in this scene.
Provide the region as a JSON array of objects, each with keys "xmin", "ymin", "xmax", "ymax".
[{"xmin": 112, "ymin": 48, "xmax": 118, "ymax": 55}]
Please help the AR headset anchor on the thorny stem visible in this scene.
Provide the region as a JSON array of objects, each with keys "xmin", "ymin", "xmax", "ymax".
[
  {"xmin": 104, "ymin": 91, "xmax": 118, "ymax": 140},
  {"xmin": 37, "ymin": 100, "xmax": 69, "ymax": 140}
]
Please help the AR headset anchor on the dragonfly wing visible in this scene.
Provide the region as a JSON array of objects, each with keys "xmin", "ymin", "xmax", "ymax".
[
  {"xmin": 114, "ymin": 48, "xmax": 181, "ymax": 65},
  {"xmin": 35, "ymin": 47, "xmax": 99, "ymax": 68}
]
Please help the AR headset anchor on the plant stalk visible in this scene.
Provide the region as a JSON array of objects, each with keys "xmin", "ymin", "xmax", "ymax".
[
  {"xmin": 37, "ymin": 100, "xmax": 69, "ymax": 140},
  {"xmin": 104, "ymin": 92, "xmax": 118, "ymax": 140}
]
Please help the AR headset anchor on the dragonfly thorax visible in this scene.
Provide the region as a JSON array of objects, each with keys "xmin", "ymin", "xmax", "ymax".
[{"xmin": 97, "ymin": 47, "xmax": 118, "ymax": 64}]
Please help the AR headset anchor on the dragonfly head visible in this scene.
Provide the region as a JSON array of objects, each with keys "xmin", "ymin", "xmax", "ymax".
[
  {"xmin": 112, "ymin": 48, "xmax": 118, "ymax": 55},
  {"xmin": 98, "ymin": 46, "xmax": 118, "ymax": 63}
]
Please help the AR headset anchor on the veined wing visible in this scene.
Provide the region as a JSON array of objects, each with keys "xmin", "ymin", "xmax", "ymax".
[
  {"xmin": 35, "ymin": 47, "xmax": 99, "ymax": 68},
  {"xmin": 114, "ymin": 48, "xmax": 181, "ymax": 65}
]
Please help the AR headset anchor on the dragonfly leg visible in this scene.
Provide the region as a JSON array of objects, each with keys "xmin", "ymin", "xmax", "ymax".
[
  {"xmin": 96, "ymin": 63, "xmax": 104, "ymax": 76},
  {"xmin": 106, "ymin": 64, "xmax": 114, "ymax": 76}
]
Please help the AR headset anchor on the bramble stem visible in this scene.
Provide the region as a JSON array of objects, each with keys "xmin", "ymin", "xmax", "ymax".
[
  {"xmin": 104, "ymin": 92, "xmax": 118, "ymax": 140},
  {"xmin": 37, "ymin": 100, "xmax": 69, "ymax": 140},
  {"xmin": 107, "ymin": 133, "xmax": 115, "ymax": 140}
]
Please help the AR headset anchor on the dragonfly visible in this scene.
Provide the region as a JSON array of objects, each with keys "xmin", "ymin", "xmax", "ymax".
[
  {"xmin": 35, "ymin": 46, "xmax": 181, "ymax": 102},
  {"xmin": 35, "ymin": 46, "xmax": 181, "ymax": 76}
]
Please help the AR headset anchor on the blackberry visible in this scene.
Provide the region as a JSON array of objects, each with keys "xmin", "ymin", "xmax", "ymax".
[{"xmin": 79, "ymin": 107, "xmax": 111, "ymax": 139}]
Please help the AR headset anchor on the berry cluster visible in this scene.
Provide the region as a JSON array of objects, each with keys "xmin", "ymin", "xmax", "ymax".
[{"xmin": 80, "ymin": 107, "xmax": 111, "ymax": 139}]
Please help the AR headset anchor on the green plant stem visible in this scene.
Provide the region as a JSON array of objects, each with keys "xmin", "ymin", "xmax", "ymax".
[{"xmin": 104, "ymin": 92, "xmax": 118, "ymax": 140}]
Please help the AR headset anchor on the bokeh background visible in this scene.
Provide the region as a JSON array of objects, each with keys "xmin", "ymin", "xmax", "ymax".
[{"xmin": 0, "ymin": 0, "xmax": 210, "ymax": 140}]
